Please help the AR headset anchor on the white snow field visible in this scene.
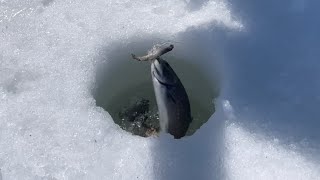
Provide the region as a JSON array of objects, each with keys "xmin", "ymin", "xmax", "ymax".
[{"xmin": 1, "ymin": 0, "xmax": 320, "ymax": 179}]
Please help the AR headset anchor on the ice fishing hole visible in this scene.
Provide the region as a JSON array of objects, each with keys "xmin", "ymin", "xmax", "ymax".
[{"xmin": 93, "ymin": 41, "xmax": 220, "ymax": 138}]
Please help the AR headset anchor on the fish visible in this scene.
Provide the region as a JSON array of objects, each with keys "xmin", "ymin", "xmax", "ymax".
[
  {"xmin": 132, "ymin": 44, "xmax": 192, "ymax": 139},
  {"xmin": 151, "ymin": 57, "xmax": 192, "ymax": 139}
]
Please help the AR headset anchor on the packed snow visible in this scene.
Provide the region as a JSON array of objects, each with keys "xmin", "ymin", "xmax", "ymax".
[{"xmin": 1, "ymin": 0, "xmax": 319, "ymax": 179}]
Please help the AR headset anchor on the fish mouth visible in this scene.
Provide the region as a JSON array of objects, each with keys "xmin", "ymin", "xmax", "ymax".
[
  {"xmin": 152, "ymin": 70, "xmax": 174, "ymax": 87},
  {"xmin": 152, "ymin": 59, "xmax": 177, "ymax": 86}
]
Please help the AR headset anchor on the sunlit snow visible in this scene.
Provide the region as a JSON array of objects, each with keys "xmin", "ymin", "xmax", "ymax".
[{"xmin": 1, "ymin": 0, "xmax": 319, "ymax": 179}]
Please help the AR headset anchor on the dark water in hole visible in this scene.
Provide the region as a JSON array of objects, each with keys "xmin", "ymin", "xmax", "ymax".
[{"xmin": 102, "ymin": 82, "xmax": 215, "ymax": 137}]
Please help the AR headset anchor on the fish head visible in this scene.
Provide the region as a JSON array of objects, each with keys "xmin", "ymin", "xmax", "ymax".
[{"xmin": 151, "ymin": 58, "xmax": 177, "ymax": 85}]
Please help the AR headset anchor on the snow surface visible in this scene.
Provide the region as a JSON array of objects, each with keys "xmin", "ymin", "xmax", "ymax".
[{"xmin": 1, "ymin": 0, "xmax": 320, "ymax": 179}]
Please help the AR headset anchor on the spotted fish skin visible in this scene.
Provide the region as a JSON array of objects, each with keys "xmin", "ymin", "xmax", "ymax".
[{"xmin": 151, "ymin": 58, "xmax": 192, "ymax": 139}]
